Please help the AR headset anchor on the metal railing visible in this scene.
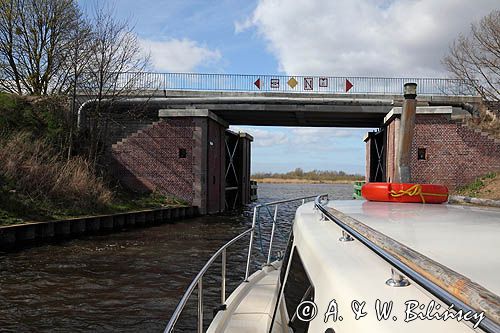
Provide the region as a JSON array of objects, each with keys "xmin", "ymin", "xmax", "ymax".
[
  {"xmin": 110, "ymin": 72, "xmax": 477, "ymax": 96},
  {"xmin": 313, "ymin": 195, "xmax": 499, "ymax": 333},
  {"xmin": 164, "ymin": 194, "xmax": 321, "ymax": 333},
  {"xmin": 163, "ymin": 229, "xmax": 252, "ymax": 333},
  {"xmin": 352, "ymin": 180, "xmax": 366, "ymax": 199},
  {"xmin": 244, "ymin": 194, "xmax": 323, "ymax": 281}
]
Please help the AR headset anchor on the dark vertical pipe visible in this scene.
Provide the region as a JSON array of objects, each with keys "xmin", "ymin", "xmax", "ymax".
[{"xmin": 394, "ymin": 83, "xmax": 417, "ymax": 183}]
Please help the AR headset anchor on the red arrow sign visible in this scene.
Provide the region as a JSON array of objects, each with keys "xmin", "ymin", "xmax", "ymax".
[
  {"xmin": 254, "ymin": 78, "xmax": 261, "ymax": 89},
  {"xmin": 345, "ymin": 79, "xmax": 353, "ymax": 92}
]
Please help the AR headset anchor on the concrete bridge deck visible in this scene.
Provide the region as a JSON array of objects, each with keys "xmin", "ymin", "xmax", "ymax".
[
  {"xmin": 78, "ymin": 71, "xmax": 481, "ymax": 127},
  {"xmin": 91, "ymin": 90, "xmax": 481, "ymax": 128}
]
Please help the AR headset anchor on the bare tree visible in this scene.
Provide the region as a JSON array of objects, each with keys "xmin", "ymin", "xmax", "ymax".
[
  {"xmin": 0, "ymin": 0, "xmax": 22, "ymax": 93},
  {"xmin": 443, "ymin": 10, "xmax": 500, "ymax": 102},
  {"xmin": 0, "ymin": 0, "xmax": 81, "ymax": 94},
  {"xmin": 54, "ymin": 15, "xmax": 93, "ymax": 96},
  {"xmin": 77, "ymin": 3, "xmax": 150, "ymax": 166},
  {"xmin": 0, "ymin": 0, "xmax": 152, "ymax": 165},
  {"xmin": 61, "ymin": 16, "xmax": 93, "ymax": 159},
  {"xmin": 80, "ymin": 3, "xmax": 149, "ymax": 102}
]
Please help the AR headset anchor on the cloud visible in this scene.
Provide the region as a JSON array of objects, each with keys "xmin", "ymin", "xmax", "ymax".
[
  {"xmin": 231, "ymin": 126, "xmax": 366, "ymax": 147},
  {"xmin": 232, "ymin": 126, "xmax": 368, "ymax": 173},
  {"xmin": 231, "ymin": 126, "xmax": 289, "ymax": 147},
  {"xmin": 140, "ymin": 38, "xmax": 221, "ymax": 72},
  {"xmin": 234, "ymin": 17, "xmax": 254, "ymax": 34},
  {"xmin": 235, "ymin": 0, "xmax": 498, "ymax": 77},
  {"xmin": 290, "ymin": 128, "xmax": 364, "ymax": 144}
]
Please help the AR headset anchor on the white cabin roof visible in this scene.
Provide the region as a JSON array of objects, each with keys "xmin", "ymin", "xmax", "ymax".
[
  {"xmin": 292, "ymin": 200, "xmax": 500, "ymax": 332},
  {"xmin": 329, "ymin": 200, "xmax": 500, "ymax": 295}
]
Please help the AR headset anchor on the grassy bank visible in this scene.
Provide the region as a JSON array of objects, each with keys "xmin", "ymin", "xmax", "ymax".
[
  {"xmin": 454, "ymin": 172, "xmax": 500, "ymax": 201},
  {"xmin": 0, "ymin": 176, "xmax": 186, "ymax": 226},
  {"xmin": 0, "ymin": 93, "xmax": 185, "ymax": 226}
]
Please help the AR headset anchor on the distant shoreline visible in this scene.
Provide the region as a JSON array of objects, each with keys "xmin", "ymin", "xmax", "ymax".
[{"xmin": 252, "ymin": 178, "xmax": 360, "ymax": 184}]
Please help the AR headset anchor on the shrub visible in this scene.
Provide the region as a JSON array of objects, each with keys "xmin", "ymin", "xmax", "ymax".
[
  {"xmin": 466, "ymin": 105, "xmax": 500, "ymax": 139},
  {"xmin": 0, "ymin": 93, "xmax": 72, "ymax": 149},
  {"xmin": 0, "ymin": 132, "xmax": 112, "ymax": 211}
]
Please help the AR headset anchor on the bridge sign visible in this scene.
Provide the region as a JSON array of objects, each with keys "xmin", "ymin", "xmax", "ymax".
[
  {"xmin": 319, "ymin": 77, "xmax": 328, "ymax": 87},
  {"xmin": 346, "ymin": 79, "xmax": 353, "ymax": 92},
  {"xmin": 254, "ymin": 78, "xmax": 261, "ymax": 89},
  {"xmin": 304, "ymin": 77, "xmax": 313, "ymax": 90},
  {"xmin": 287, "ymin": 77, "xmax": 298, "ymax": 89}
]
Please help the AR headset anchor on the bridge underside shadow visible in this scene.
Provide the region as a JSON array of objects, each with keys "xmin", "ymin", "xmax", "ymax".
[
  {"xmin": 100, "ymin": 98, "xmax": 391, "ymax": 127},
  {"xmin": 87, "ymin": 91, "xmax": 480, "ymax": 128}
]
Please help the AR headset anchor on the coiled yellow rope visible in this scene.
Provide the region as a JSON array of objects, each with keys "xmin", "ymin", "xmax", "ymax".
[{"xmin": 389, "ymin": 184, "xmax": 448, "ymax": 204}]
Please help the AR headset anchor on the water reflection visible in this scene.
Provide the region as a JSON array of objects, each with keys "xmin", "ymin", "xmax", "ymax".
[{"xmin": 0, "ymin": 183, "xmax": 353, "ymax": 332}]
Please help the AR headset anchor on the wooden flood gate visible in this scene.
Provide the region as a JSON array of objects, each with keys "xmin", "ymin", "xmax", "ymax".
[
  {"xmin": 365, "ymin": 129, "xmax": 387, "ymax": 182},
  {"xmin": 225, "ymin": 130, "xmax": 253, "ymax": 210},
  {"xmin": 206, "ymin": 118, "xmax": 226, "ymax": 214}
]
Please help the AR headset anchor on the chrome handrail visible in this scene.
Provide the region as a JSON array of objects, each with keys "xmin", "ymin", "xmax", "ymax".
[
  {"xmin": 164, "ymin": 228, "xmax": 252, "ymax": 333},
  {"xmin": 164, "ymin": 194, "xmax": 322, "ymax": 333},
  {"xmin": 244, "ymin": 194, "xmax": 325, "ymax": 281},
  {"xmin": 313, "ymin": 195, "xmax": 499, "ymax": 333}
]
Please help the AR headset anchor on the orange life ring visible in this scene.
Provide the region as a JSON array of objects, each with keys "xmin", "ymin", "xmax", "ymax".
[{"xmin": 361, "ymin": 182, "xmax": 449, "ymax": 204}]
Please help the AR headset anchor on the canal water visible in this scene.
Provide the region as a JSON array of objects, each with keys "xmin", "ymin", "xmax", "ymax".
[{"xmin": 0, "ymin": 183, "xmax": 353, "ymax": 332}]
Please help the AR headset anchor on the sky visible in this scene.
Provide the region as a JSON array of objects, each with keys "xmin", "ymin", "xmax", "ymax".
[{"xmin": 80, "ymin": 0, "xmax": 498, "ymax": 174}]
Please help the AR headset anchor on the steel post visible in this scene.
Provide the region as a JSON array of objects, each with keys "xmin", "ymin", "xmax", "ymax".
[
  {"xmin": 395, "ymin": 83, "xmax": 417, "ymax": 183},
  {"xmin": 244, "ymin": 206, "xmax": 258, "ymax": 281},
  {"xmin": 266, "ymin": 205, "xmax": 279, "ymax": 265},
  {"xmin": 198, "ymin": 279, "xmax": 203, "ymax": 333},
  {"xmin": 221, "ymin": 249, "xmax": 226, "ymax": 305}
]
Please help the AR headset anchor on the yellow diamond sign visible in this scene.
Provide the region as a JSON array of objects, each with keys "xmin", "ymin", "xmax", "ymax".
[{"xmin": 287, "ymin": 77, "xmax": 298, "ymax": 89}]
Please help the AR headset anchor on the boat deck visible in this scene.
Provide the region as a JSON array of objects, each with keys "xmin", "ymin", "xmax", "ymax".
[
  {"xmin": 290, "ymin": 200, "xmax": 498, "ymax": 332},
  {"xmin": 208, "ymin": 264, "xmax": 282, "ymax": 333},
  {"xmin": 207, "ymin": 200, "xmax": 500, "ymax": 332},
  {"xmin": 331, "ymin": 200, "xmax": 500, "ymax": 295}
]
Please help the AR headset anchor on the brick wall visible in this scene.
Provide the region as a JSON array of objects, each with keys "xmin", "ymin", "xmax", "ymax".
[
  {"xmin": 410, "ymin": 115, "xmax": 500, "ymax": 190},
  {"xmin": 383, "ymin": 114, "xmax": 500, "ymax": 190},
  {"xmin": 111, "ymin": 118, "xmax": 196, "ymax": 203},
  {"xmin": 106, "ymin": 118, "xmax": 156, "ymax": 151}
]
